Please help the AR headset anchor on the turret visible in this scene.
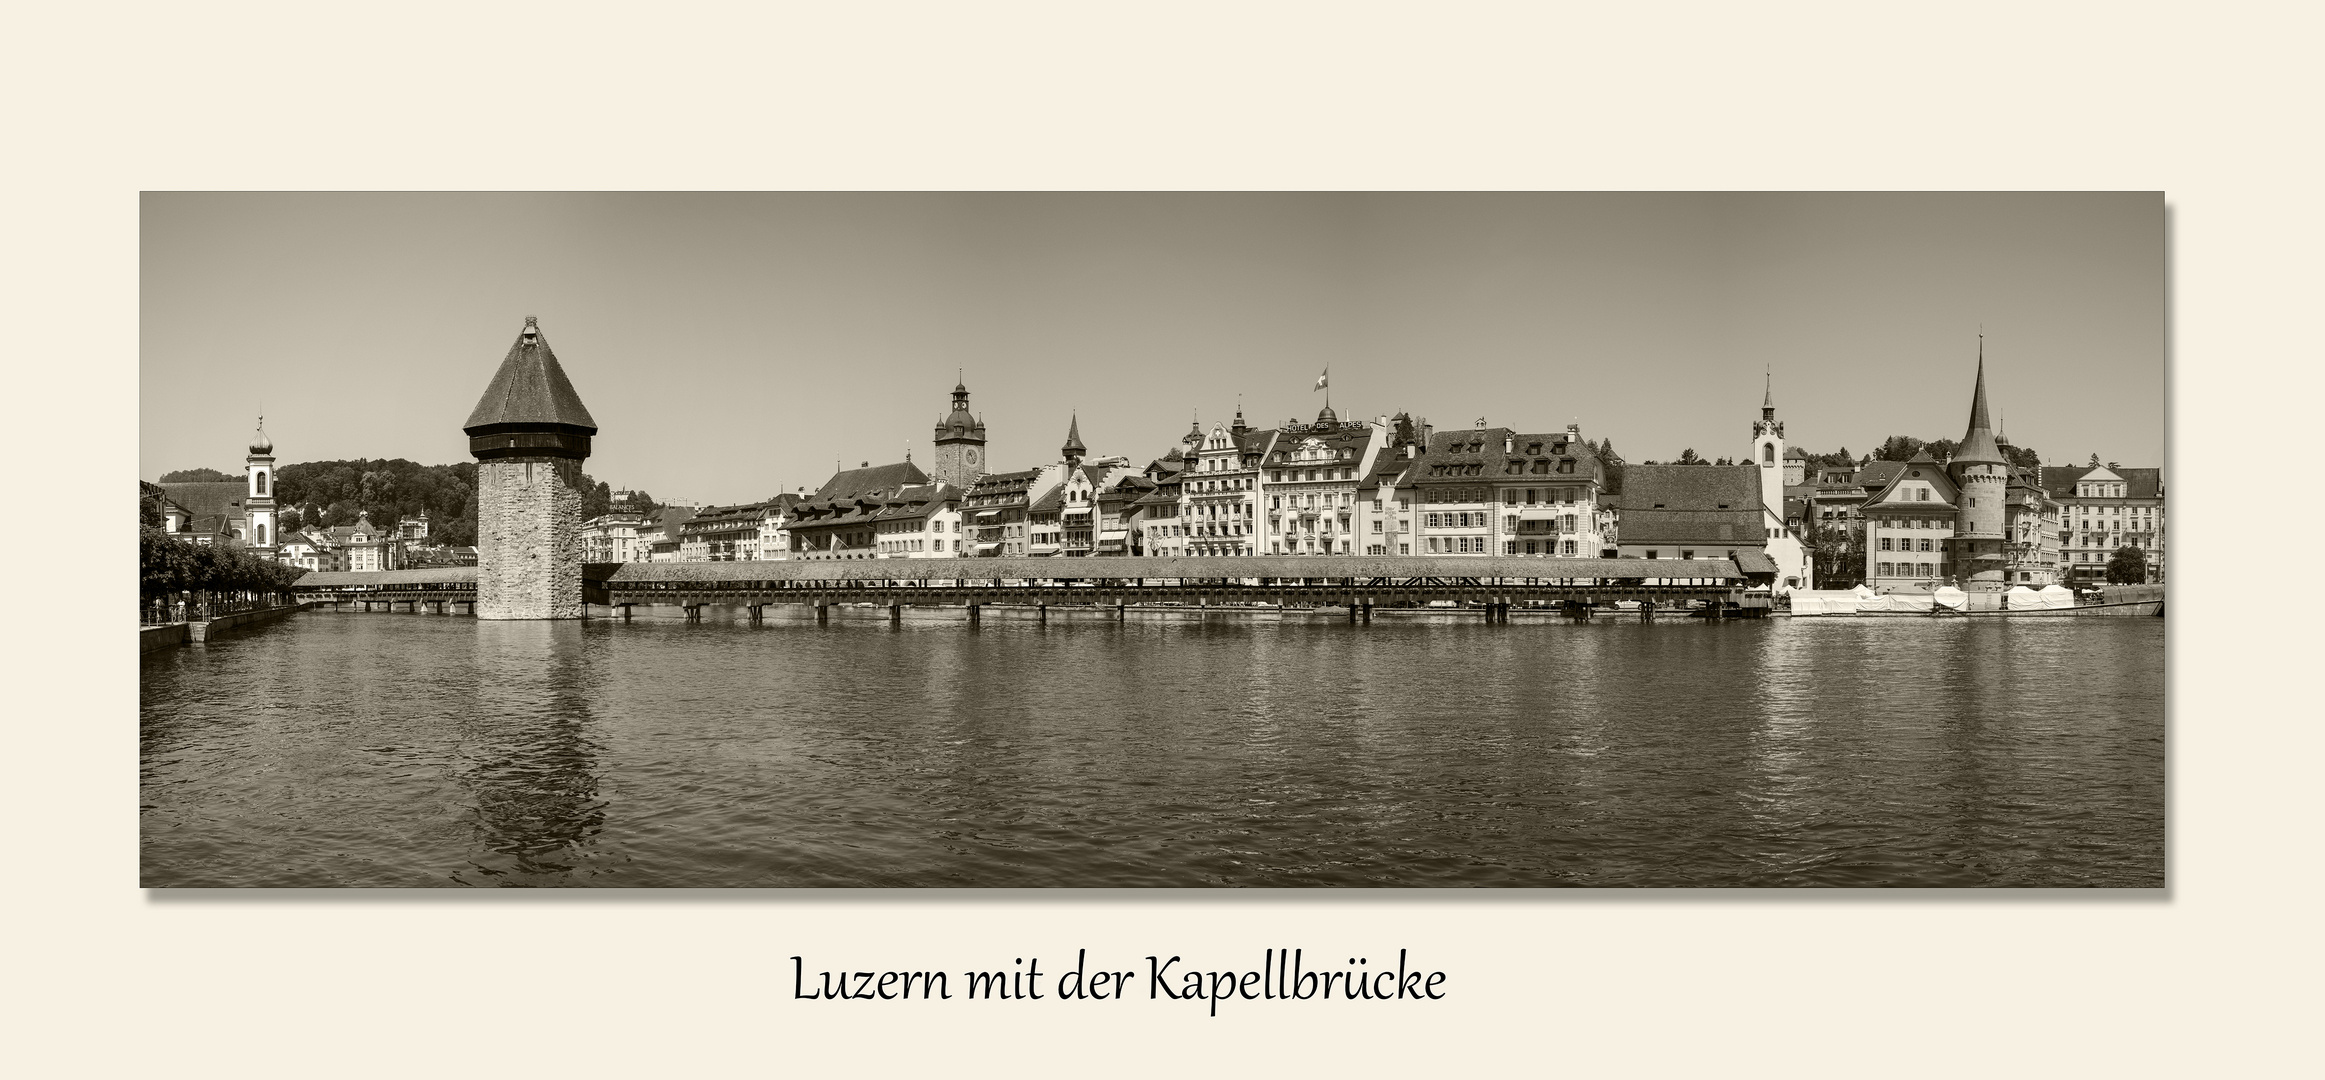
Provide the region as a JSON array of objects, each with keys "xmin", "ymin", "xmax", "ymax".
[
  {"xmin": 1062, "ymin": 414, "xmax": 1086, "ymax": 465},
  {"xmin": 1946, "ymin": 338, "xmax": 2010, "ymax": 590}
]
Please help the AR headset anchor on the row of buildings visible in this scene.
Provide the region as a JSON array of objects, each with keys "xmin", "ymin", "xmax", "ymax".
[
  {"xmin": 158, "ymin": 346, "xmax": 2163, "ymax": 593},
  {"xmin": 574, "ymin": 351, "xmax": 2162, "ymax": 592}
]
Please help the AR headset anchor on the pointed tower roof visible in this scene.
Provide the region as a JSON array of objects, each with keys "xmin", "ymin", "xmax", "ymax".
[
  {"xmin": 1062, "ymin": 414, "xmax": 1086, "ymax": 458},
  {"xmin": 1954, "ymin": 341, "xmax": 2006, "ymax": 466},
  {"xmin": 464, "ymin": 317, "xmax": 598, "ymax": 434}
]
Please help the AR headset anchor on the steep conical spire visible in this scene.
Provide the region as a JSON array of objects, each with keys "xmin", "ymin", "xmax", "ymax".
[
  {"xmin": 465, "ymin": 316, "xmax": 598, "ymax": 434},
  {"xmin": 1954, "ymin": 335, "xmax": 2006, "ymax": 466},
  {"xmin": 1062, "ymin": 413, "xmax": 1086, "ymax": 459}
]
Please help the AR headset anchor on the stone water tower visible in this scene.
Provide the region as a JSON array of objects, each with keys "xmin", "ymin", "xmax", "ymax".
[{"xmin": 464, "ymin": 316, "xmax": 597, "ymax": 619}]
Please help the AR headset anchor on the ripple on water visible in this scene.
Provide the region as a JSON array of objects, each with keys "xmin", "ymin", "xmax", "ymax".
[{"xmin": 141, "ymin": 610, "xmax": 2163, "ymax": 887}]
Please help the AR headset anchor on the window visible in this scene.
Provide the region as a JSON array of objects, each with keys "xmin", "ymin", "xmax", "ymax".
[
  {"xmin": 1880, "ymin": 538, "xmax": 1892, "ymax": 551},
  {"xmin": 1880, "ymin": 561, "xmax": 1894, "ymax": 576},
  {"xmin": 1646, "ymin": 550, "xmax": 1658, "ymax": 559},
  {"xmin": 1762, "ymin": 444, "xmax": 1774, "ymax": 464},
  {"xmin": 1681, "ymin": 550, "xmax": 1694, "ymax": 560},
  {"xmin": 1504, "ymin": 541, "xmax": 1517, "ymax": 554},
  {"xmin": 255, "ymin": 472, "xmax": 267, "ymax": 494},
  {"xmin": 1562, "ymin": 540, "xmax": 1576, "ymax": 555},
  {"xmin": 1399, "ymin": 543, "xmax": 1410, "ymax": 554}
]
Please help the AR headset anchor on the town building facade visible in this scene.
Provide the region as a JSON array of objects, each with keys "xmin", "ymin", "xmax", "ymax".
[{"xmin": 2046, "ymin": 461, "xmax": 2165, "ymax": 585}]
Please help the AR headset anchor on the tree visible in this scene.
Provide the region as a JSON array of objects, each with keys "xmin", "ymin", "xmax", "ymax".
[
  {"xmin": 2105, "ymin": 545, "xmax": 2148, "ymax": 584},
  {"xmin": 2002, "ymin": 444, "xmax": 2042, "ymax": 470},
  {"xmin": 158, "ymin": 467, "xmax": 235, "ymax": 483},
  {"xmin": 1805, "ymin": 524, "xmax": 1863, "ymax": 588},
  {"xmin": 279, "ymin": 507, "xmax": 304, "ymax": 532},
  {"xmin": 139, "ymin": 482, "xmax": 164, "ymax": 528},
  {"xmin": 1677, "ymin": 447, "xmax": 1702, "ymax": 465},
  {"xmin": 1874, "ymin": 436, "xmax": 1926, "ymax": 462}
]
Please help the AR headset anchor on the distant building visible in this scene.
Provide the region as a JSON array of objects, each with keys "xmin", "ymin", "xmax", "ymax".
[
  {"xmin": 964, "ymin": 469, "xmax": 1039, "ymax": 557},
  {"xmin": 1614, "ymin": 464, "xmax": 1772, "ymax": 570},
  {"xmin": 786, "ymin": 460, "xmax": 931, "ymax": 560},
  {"xmin": 581, "ymin": 490, "xmax": 649, "ymax": 563},
  {"xmin": 870, "ymin": 482, "xmax": 966, "ymax": 557},
  {"xmin": 1858, "ymin": 451, "xmax": 1956, "ymax": 591},
  {"xmin": 1404, "ymin": 420, "xmax": 1610, "ymax": 560},
  {"xmin": 637, "ymin": 504, "xmax": 698, "ymax": 562},
  {"xmin": 928, "ymin": 379, "xmax": 989, "ymax": 491},
  {"xmin": 1259, "ymin": 408, "xmax": 1385, "ymax": 557},
  {"xmin": 2045, "ymin": 460, "xmax": 2165, "ymax": 585},
  {"xmin": 154, "ymin": 418, "xmax": 279, "ymax": 553},
  {"xmin": 1942, "ymin": 349, "xmax": 2013, "ymax": 592}
]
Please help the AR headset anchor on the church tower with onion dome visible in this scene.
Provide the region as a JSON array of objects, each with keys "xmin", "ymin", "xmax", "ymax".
[
  {"xmin": 931, "ymin": 378, "xmax": 987, "ymax": 490},
  {"xmin": 1946, "ymin": 338, "xmax": 2011, "ymax": 592},
  {"xmin": 245, "ymin": 417, "xmax": 276, "ymax": 552},
  {"xmin": 464, "ymin": 316, "xmax": 598, "ymax": 619}
]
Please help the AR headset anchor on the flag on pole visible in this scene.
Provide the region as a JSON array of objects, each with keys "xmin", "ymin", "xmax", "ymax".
[{"xmin": 1315, "ymin": 368, "xmax": 1328, "ymax": 391}]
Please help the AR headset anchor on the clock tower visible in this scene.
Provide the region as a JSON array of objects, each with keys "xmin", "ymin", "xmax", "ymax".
[{"xmin": 932, "ymin": 378, "xmax": 988, "ymax": 490}]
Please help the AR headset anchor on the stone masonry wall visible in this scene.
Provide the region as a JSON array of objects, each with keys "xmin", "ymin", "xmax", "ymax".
[{"xmin": 477, "ymin": 457, "xmax": 585, "ymax": 619}]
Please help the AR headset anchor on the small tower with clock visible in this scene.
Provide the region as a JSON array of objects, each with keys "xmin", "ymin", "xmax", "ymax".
[{"xmin": 932, "ymin": 377, "xmax": 988, "ymax": 489}]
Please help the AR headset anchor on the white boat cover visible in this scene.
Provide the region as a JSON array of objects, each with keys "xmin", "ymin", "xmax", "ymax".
[
  {"xmin": 2005, "ymin": 585, "xmax": 2042, "ymax": 609},
  {"xmin": 1853, "ymin": 584, "xmax": 1878, "ymax": 600},
  {"xmin": 2039, "ymin": 584, "xmax": 2075, "ymax": 608},
  {"xmin": 1932, "ymin": 586, "xmax": 1966, "ymax": 611},
  {"xmin": 1790, "ymin": 590, "xmax": 1863, "ymax": 616}
]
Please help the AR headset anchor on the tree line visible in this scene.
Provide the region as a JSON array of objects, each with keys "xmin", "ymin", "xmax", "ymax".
[{"xmin": 158, "ymin": 460, "xmax": 659, "ymax": 546}]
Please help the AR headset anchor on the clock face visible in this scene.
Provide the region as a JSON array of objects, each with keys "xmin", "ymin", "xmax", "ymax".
[{"xmin": 966, "ymin": 449, "xmax": 980, "ymax": 464}]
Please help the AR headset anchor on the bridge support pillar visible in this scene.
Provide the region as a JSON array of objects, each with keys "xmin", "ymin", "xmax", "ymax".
[
  {"xmin": 889, "ymin": 602, "xmax": 902, "ymax": 627},
  {"xmin": 1361, "ymin": 601, "xmax": 1372, "ymax": 624},
  {"xmin": 816, "ymin": 602, "xmax": 829, "ymax": 626},
  {"xmin": 967, "ymin": 602, "xmax": 980, "ymax": 627},
  {"xmin": 1346, "ymin": 602, "xmax": 1357, "ymax": 624},
  {"xmin": 1116, "ymin": 602, "xmax": 1125, "ymax": 621},
  {"xmin": 620, "ymin": 604, "xmax": 632, "ymax": 622},
  {"xmin": 748, "ymin": 604, "xmax": 763, "ymax": 625},
  {"xmin": 1038, "ymin": 604, "xmax": 1046, "ymax": 624},
  {"xmin": 684, "ymin": 604, "xmax": 702, "ymax": 622}
]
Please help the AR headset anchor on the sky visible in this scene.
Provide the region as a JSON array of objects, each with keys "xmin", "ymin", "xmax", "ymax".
[{"xmin": 140, "ymin": 192, "xmax": 2163, "ymax": 502}]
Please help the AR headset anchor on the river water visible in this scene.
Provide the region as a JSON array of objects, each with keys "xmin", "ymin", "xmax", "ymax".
[{"xmin": 140, "ymin": 607, "xmax": 2164, "ymax": 888}]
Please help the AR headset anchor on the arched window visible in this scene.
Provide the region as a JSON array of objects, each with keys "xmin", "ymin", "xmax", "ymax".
[
  {"xmin": 1762, "ymin": 444, "xmax": 1774, "ymax": 464},
  {"xmin": 257, "ymin": 523, "xmax": 267, "ymax": 544},
  {"xmin": 255, "ymin": 471, "xmax": 268, "ymax": 495}
]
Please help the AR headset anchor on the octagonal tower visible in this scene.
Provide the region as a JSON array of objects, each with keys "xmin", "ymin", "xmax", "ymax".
[{"xmin": 464, "ymin": 316, "xmax": 597, "ymax": 619}]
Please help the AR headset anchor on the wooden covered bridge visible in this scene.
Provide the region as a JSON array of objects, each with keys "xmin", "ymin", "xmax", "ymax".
[{"xmin": 291, "ymin": 556, "xmax": 1765, "ymax": 623}]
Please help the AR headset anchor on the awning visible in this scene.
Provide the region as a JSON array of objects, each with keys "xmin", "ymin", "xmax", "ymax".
[
  {"xmin": 973, "ymin": 542, "xmax": 1001, "ymax": 553},
  {"xmin": 975, "ymin": 510, "xmax": 1000, "ymax": 519},
  {"xmin": 1099, "ymin": 529, "xmax": 1128, "ymax": 540},
  {"xmin": 1062, "ymin": 505, "xmax": 1092, "ymax": 516}
]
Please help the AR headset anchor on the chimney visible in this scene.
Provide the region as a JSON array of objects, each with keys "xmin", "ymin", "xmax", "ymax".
[
  {"xmin": 1567, "ymin": 422, "xmax": 1580, "ymax": 436},
  {"xmin": 1504, "ymin": 435, "xmax": 1513, "ymax": 454}
]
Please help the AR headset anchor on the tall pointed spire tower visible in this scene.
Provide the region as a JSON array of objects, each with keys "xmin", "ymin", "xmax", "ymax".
[
  {"xmin": 465, "ymin": 316, "xmax": 597, "ymax": 619},
  {"xmin": 1946, "ymin": 336, "xmax": 2010, "ymax": 592},
  {"xmin": 1061, "ymin": 414, "xmax": 1086, "ymax": 466}
]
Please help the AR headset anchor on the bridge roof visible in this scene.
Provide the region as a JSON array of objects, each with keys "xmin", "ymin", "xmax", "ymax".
[
  {"xmin": 295, "ymin": 567, "xmax": 479, "ymax": 587},
  {"xmin": 602, "ymin": 555, "xmax": 1744, "ymax": 584}
]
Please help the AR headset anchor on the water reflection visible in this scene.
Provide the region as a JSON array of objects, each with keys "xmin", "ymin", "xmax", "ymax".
[
  {"xmin": 453, "ymin": 621, "xmax": 607, "ymax": 886},
  {"xmin": 141, "ymin": 609, "xmax": 2165, "ymax": 887}
]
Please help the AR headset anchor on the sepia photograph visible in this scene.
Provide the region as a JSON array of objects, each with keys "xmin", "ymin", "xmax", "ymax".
[{"xmin": 138, "ymin": 191, "xmax": 2164, "ymax": 888}]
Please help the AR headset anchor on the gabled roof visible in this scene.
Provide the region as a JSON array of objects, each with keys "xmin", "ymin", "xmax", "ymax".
[
  {"xmin": 813, "ymin": 460, "xmax": 930, "ymax": 500},
  {"xmin": 1616, "ymin": 464, "xmax": 1762, "ymax": 513},
  {"xmin": 1860, "ymin": 457, "xmax": 1961, "ymax": 511},
  {"xmin": 1407, "ymin": 428, "xmax": 1600, "ymax": 485},
  {"xmin": 1853, "ymin": 460, "xmax": 1908, "ymax": 490},
  {"xmin": 2042, "ymin": 465, "xmax": 2163, "ymax": 501},
  {"xmin": 157, "ymin": 481, "xmax": 247, "ymax": 532},
  {"xmin": 1615, "ymin": 465, "xmax": 1764, "ymax": 545},
  {"xmin": 463, "ymin": 318, "xmax": 598, "ymax": 433}
]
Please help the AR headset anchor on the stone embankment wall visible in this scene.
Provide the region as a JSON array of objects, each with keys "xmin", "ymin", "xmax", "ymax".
[
  {"xmin": 142, "ymin": 602, "xmax": 313, "ymax": 655},
  {"xmin": 476, "ymin": 457, "xmax": 584, "ymax": 620},
  {"xmin": 140, "ymin": 624, "xmax": 190, "ymax": 653}
]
